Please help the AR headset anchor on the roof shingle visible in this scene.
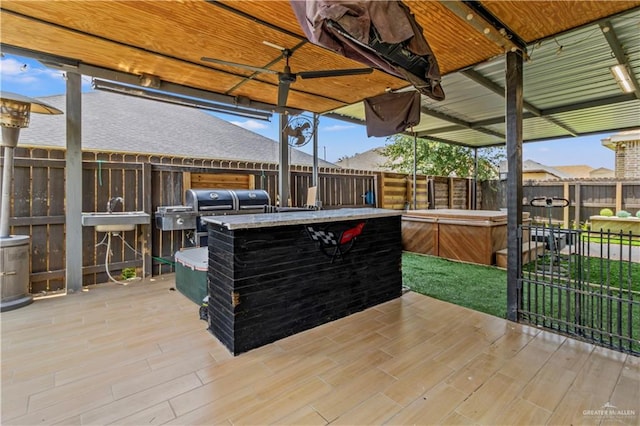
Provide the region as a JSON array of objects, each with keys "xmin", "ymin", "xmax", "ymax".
[{"xmin": 19, "ymin": 91, "xmax": 336, "ymax": 167}]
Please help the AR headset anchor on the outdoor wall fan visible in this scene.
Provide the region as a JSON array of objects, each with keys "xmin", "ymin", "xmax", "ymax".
[
  {"xmin": 201, "ymin": 42, "xmax": 373, "ymax": 109},
  {"xmin": 284, "ymin": 116, "xmax": 314, "ymax": 147}
]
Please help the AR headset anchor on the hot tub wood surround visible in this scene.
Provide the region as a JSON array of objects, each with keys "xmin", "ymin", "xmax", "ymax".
[
  {"xmin": 203, "ymin": 208, "xmax": 403, "ymax": 355},
  {"xmin": 402, "ymin": 209, "xmax": 530, "ymax": 265}
]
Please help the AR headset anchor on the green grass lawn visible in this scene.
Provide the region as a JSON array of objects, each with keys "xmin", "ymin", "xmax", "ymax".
[
  {"xmin": 402, "ymin": 252, "xmax": 508, "ymax": 318},
  {"xmin": 523, "ymin": 254, "xmax": 640, "ymax": 293}
]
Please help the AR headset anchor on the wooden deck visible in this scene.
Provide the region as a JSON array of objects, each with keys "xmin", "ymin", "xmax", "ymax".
[{"xmin": 2, "ymin": 275, "xmax": 638, "ymax": 425}]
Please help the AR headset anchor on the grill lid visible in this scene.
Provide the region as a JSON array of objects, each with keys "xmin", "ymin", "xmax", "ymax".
[
  {"xmin": 234, "ymin": 189, "xmax": 271, "ymax": 210},
  {"xmin": 186, "ymin": 189, "xmax": 235, "ymax": 211}
]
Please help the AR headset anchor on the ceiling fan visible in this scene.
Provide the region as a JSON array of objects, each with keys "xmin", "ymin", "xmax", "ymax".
[{"xmin": 201, "ymin": 42, "xmax": 373, "ymax": 110}]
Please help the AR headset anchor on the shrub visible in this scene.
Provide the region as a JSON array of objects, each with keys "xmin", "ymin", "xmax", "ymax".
[
  {"xmin": 637, "ymin": 211, "xmax": 640, "ymax": 219},
  {"xmin": 121, "ymin": 267, "xmax": 137, "ymax": 280},
  {"xmin": 599, "ymin": 208, "xmax": 614, "ymax": 217},
  {"xmin": 616, "ymin": 210, "xmax": 631, "ymax": 218}
]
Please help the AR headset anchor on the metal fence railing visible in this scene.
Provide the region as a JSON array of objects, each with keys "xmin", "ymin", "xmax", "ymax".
[{"xmin": 518, "ymin": 224, "xmax": 640, "ymax": 355}]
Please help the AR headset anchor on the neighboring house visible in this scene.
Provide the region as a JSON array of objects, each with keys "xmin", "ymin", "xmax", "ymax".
[
  {"xmin": 499, "ymin": 160, "xmax": 614, "ymax": 180},
  {"xmin": 554, "ymin": 165, "xmax": 614, "ymax": 179},
  {"xmin": 500, "ymin": 160, "xmax": 571, "ymax": 180},
  {"xmin": 18, "ymin": 91, "xmax": 337, "ymax": 167},
  {"xmin": 601, "ymin": 129, "xmax": 640, "ymax": 179},
  {"xmin": 335, "ymin": 147, "xmax": 393, "ymax": 171},
  {"xmin": 587, "ymin": 167, "xmax": 616, "ymax": 178}
]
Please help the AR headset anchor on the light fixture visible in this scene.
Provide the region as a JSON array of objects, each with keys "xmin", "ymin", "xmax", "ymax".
[
  {"xmin": 0, "ymin": 92, "xmax": 62, "ymax": 311},
  {"xmin": 610, "ymin": 64, "xmax": 634, "ymax": 93},
  {"xmin": 92, "ymin": 79, "xmax": 272, "ymax": 121}
]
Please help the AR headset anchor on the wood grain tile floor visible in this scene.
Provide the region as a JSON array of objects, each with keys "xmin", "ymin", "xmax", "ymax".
[{"xmin": 1, "ymin": 275, "xmax": 638, "ymax": 425}]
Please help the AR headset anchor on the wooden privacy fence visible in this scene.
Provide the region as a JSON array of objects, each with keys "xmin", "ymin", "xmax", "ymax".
[
  {"xmin": 4, "ymin": 146, "xmax": 483, "ymax": 291},
  {"xmin": 481, "ymin": 179, "xmax": 640, "ymax": 227},
  {"xmin": 377, "ymin": 172, "xmax": 479, "ymax": 210},
  {"xmin": 4, "ymin": 148, "xmax": 382, "ymax": 291}
]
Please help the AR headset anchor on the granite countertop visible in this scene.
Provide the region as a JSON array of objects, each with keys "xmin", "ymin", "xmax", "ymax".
[{"xmin": 202, "ymin": 208, "xmax": 401, "ymax": 230}]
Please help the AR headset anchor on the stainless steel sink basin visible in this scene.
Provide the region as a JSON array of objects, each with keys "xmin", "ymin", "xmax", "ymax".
[{"xmin": 81, "ymin": 211, "xmax": 150, "ymax": 232}]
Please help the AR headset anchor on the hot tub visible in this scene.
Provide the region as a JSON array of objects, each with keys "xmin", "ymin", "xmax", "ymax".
[{"xmin": 401, "ymin": 209, "xmax": 530, "ymax": 265}]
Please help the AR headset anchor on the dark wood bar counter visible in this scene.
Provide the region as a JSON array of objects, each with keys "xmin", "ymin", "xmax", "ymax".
[{"xmin": 202, "ymin": 208, "xmax": 403, "ymax": 355}]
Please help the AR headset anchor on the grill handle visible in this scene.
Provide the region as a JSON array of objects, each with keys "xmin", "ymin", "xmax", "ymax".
[{"xmin": 199, "ymin": 205, "xmax": 234, "ymax": 211}]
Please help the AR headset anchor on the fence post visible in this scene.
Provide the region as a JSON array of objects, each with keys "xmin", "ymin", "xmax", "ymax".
[
  {"xmin": 428, "ymin": 178, "xmax": 435, "ymax": 209},
  {"xmin": 142, "ymin": 162, "xmax": 152, "ymax": 279},
  {"xmin": 182, "ymin": 171, "xmax": 191, "ymax": 204},
  {"xmin": 574, "ymin": 182, "xmax": 581, "ymax": 226},
  {"xmin": 448, "ymin": 177, "xmax": 454, "ymax": 208},
  {"xmin": 563, "ymin": 182, "xmax": 570, "ymax": 228},
  {"xmin": 616, "ymin": 181, "xmax": 623, "ymax": 212}
]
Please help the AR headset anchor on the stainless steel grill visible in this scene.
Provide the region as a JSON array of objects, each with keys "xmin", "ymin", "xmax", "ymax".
[
  {"xmin": 156, "ymin": 189, "xmax": 271, "ymax": 246},
  {"xmin": 154, "ymin": 205, "xmax": 197, "ymax": 231}
]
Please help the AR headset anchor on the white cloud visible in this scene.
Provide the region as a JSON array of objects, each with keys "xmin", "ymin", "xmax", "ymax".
[
  {"xmin": 322, "ymin": 124, "xmax": 355, "ymax": 132},
  {"xmin": 538, "ymin": 147, "xmax": 551, "ymax": 152},
  {"xmin": 230, "ymin": 119, "xmax": 269, "ymax": 130},
  {"xmin": 1, "ymin": 58, "xmax": 66, "ymax": 91},
  {"xmin": 0, "ymin": 58, "xmax": 27, "ymax": 74},
  {"xmin": 0, "ymin": 58, "xmax": 32, "ymax": 83}
]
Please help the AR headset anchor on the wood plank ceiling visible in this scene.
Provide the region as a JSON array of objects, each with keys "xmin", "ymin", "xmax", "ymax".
[{"xmin": 1, "ymin": 1, "xmax": 639, "ymax": 147}]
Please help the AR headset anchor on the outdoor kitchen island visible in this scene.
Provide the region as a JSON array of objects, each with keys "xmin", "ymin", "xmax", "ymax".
[{"xmin": 202, "ymin": 208, "xmax": 403, "ymax": 355}]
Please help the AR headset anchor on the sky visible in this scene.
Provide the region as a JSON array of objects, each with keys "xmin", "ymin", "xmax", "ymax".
[{"xmin": 0, "ymin": 53, "xmax": 618, "ymax": 168}]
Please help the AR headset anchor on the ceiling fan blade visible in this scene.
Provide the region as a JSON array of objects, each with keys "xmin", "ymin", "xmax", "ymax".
[
  {"xmin": 262, "ymin": 40, "xmax": 286, "ymax": 51},
  {"xmin": 277, "ymin": 80, "xmax": 291, "ymax": 108},
  {"xmin": 298, "ymin": 68, "xmax": 373, "ymax": 79},
  {"xmin": 201, "ymin": 57, "xmax": 278, "ymax": 75}
]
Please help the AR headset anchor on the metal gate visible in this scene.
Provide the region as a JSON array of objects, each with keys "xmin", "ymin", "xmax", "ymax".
[{"xmin": 517, "ymin": 224, "xmax": 640, "ymax": 356}]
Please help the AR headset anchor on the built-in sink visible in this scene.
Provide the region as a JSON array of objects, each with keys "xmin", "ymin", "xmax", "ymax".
[{"xmin": 81, "ymin": 211, "xmax": 150, "ymax": 232}]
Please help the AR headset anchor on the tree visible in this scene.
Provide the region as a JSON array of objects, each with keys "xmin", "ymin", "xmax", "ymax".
[{"xmin": 379, "ymin": 134, "xmax": 505, "ymax": 180}]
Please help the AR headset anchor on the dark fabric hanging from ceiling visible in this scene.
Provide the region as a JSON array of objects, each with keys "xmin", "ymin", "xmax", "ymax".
[
  {"xmin": 290, "ymin": 0, "xmax": 445, "ymax": 101},
  {"xmin": 363, "ymin": 91, "xmax": 421, "ymax": 137}
]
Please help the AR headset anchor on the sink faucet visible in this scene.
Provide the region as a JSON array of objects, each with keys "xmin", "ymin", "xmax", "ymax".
[{"xmin": 107, "ymin": 197, "xmax": 124, "ymax": 213}]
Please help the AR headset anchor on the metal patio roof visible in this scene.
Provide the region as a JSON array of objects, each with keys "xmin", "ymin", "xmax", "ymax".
[{"xmin": 1, "ymin": 1, "xmax": 639, "ymax": 147}]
